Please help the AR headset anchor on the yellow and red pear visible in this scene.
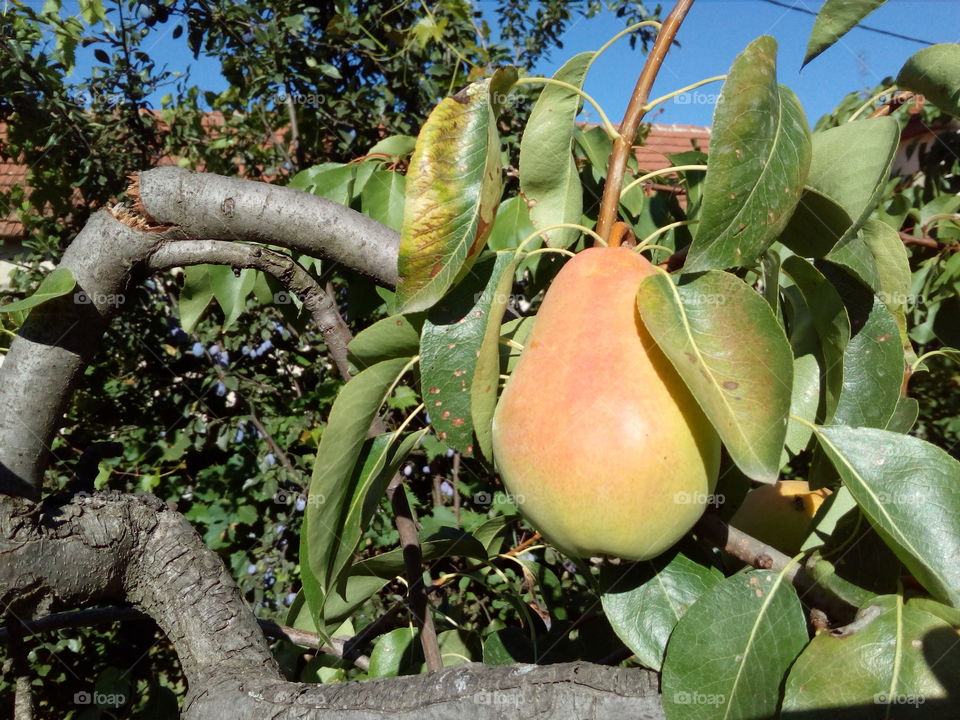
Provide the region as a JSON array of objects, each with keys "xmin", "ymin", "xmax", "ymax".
[{"xmin": 491, "ymin": 246, "xmax": 721, "ymax": 560}]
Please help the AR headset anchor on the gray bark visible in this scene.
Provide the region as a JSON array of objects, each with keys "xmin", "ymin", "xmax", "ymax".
[
  {"xmin": 137, "ymin": 166, "xmax": 400, "ymax": 287},
  {"xmin": 0, "ymin": 492, "xmax": 664, "ymax": 719}
]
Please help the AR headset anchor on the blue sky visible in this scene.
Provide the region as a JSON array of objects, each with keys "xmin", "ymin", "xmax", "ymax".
[{"xmin": 34, "ymin": 1, "xmax": 960, "ymax": 130}]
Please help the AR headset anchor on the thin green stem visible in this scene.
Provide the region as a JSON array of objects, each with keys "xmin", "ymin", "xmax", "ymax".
[
  {"xmin": 514, "ymin": 222, "xmax": 606, "ymax": 255},
  {"xmin": 515, "ymin": 77, "xmax": 620, "ymax": 139},
  {"xmin": 620, "ymin": 164, "xmax": 708, "ymax": 199},
  {"xmin": 790, "ymin": 413, "xmax": 817, "ymax": 430},
  {"xmin": 910, "ymin": 349, "xmax": 959, "ymax": 374},
  {"xmin": 638, "ymin": 220, "xmax": 696, "ymax": 249},
  {"xmin": 848, "ymin": 85, "xmax": 897, "ymax": 122},
  {"xmin": 643, "ymin": 75, "xmax": 726, "ymax": 112},
  {"xmin": 634, "ymin": 243, "xmax": 675, "ymax": 256},
  {"xmin": 524, "ymin": 247, "xmax": 577, "ymax": 259},
  {"xmin": 594, "ymin": 20, "xmax": 663, "ymax": 58}
]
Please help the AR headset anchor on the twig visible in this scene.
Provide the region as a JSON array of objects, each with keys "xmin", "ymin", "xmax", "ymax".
[
  {"xmin": 899, "ymin": 229, "xmax": 955, "ymax": 250},
  {"xmin": 147, "ymin": 239, "xmax": 354, "ymax": 381},
  {"xmin": 868, "ymin": 91, "xmax": 917, "ymax": 118},
  {"xmin": 386, "ymin": 473, "xmax": 444, "ymax": 672},
  {"xmin": 596, "ymin": 0, "xmax": 696, "ymax": 242}
]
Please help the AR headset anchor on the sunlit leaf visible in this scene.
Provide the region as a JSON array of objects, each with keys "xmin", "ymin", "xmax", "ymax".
[
  {"xmin": 815, "ymin": 424, "xmax": 960, "ymax": 606},
  {"xmin": 685, "ymin": 36, "xmax": 811, "ymax": 272},
  {"xmin": 396, "ymin": 67, "xmax": 518, "ymax": 312},
  {"xmin": 662, "ymin": 569, "xmax": 808, "ymax": 720},
  {"xmin": 803, "ymin": 0, "xmax": 889, "ymax": 66},
  {"xmin": 897, "ymin": 43, "xmax": 960, "ymax": 118},
  {"xmin": 637, "ymin": 270, "xmax": 793, "ymax": 482},
  {"xmin": 0, "ymin": 268, "xmax": 76, "ymax": 313}
]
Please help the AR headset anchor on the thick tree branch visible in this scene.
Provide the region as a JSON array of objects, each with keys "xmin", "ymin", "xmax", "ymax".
[
  {"xmin": 147, "ymin": 239, "xmax": 354, "ymax": 380},
  {"xmin": 0, "ymin": 492, "xmax": 664, "ymax": 719},
  {"xmin": 136, "ymin": 167, "xmax": 400, "ymax": 287}
]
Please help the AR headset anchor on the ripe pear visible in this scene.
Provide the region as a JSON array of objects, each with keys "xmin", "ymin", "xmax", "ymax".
[
  {"xmin": 491, "ymin": 246, "xmax": 721, "ymax": 560},
  {"xmin": 730, "ymin": 480, "xmax": 832, "ymax": 555}
]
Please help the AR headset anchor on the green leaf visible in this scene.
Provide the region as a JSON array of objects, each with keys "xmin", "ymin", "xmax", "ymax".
[
  {"xmin": 361, "ymin": 170, "xmax": 406, "ymax": 231},
  {"xmin": 781, "ymin": 256, "xmax": 850, "ymax": 420},
  {"xmin": 470, "ymin": 252, "xmax": 521, "ymax": 459},
  {"xmin": 368, "ymin": 627, "xmax": 417, "ymax": 677},
  {"xmin": 897, "ymin": 43, "xmax": 960, "ymax": 118},
  {"xmin": 419, "ymin": 252, "xmax": 516, "ymax": 455},
  {"xmin": 778, "ymin": 117, "xmax": 899, "ymax": 257},
  {"xmin": 827, "ymin": 218, "xmax": 912, "ymax": 314},
  {"xmin": 209, "ymin": 265, "xmax": 255, "ymax": 331},
  {"xmin": 600, "ymin": 553, "xmax": 723, "ymax": 671},
  {"xmin": 831, "ymin": 296, "xmax": 903, "ymax": 429},
  {"xmin": 685, "ymin": 36, "xmax": 812, "ymax": 272},
  {"xmin": 178, "ymin": 265, "xmax": 215, "ymax": 333},
  {"xmin": 0, "ymin": 268, "xmax": 75, "ymax": 313},
  {"xmin": 289, "ymin": 162, "xmax": 354, "ymax": 205},
  {"xmin": 661, "ymin": 569, "xmax": 808, "ymax": 720},
  {"xmin": 78, "ymin": 0, "xmax": 105, "ymax": 24},
  {"xmin": 636, "ymin": 270, "xmax": 793, "ymax": 482},
  {"xmin": 301, "ymin": 357, "xmax": 413, "ymax": 634},
  {"xmin": 520, "ymin": 52, "xmax": 593, "ymax": 248},
  {"xmin": 348, "ymin": 314, "xmax": 424, "ymax": 370},
  {"xmin": 396, "ymin": 68, "xmax": 518, "ymax": 313},
  {"xmin": 803, "ymin": 0, "xmax": 889, "ymax": 66},
  {"xmin": 486, "ymin": 196, "xmax": 535, "ymax": 253},
  {"xmin": 784, "ymin": 353, "xmax": 821, "ymax": 458},
  {"xmin": 368, "ymin": 135, "xmax": 417, "ymax": 157},
  {"xmin": 351, "ymin": 534, "xmax": 489, "ymax": 579},
  {"xmin": 783, "ymin": 595, "xmax": 960, "ymax": 717},
  {"xmin": 814, "ymin": 425, "xmax": 960, "ymax": 606}
]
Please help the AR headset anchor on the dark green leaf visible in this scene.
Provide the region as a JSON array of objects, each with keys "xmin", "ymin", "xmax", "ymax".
[
  {"xmin": 897, "ymin": 44, "xmax": 960, "ymax": 118},
  {"xmin": 348, "ymin": 314, "xmax": 424, "ymax": 370},
  {"xmin": 662, "ymin": 569, "xmax": 808, "ymax": 720},
  {"xmin": 600, "ymin": 553, "xmax": 723, "ymax": 671},
  {"xmin": 803, "ymin": 0, "xmax": 889, "ymax": 66},
  {"xmin": 686, "ymin": 36, "xmax": 812, "ymax": 272},
  {"xmin": 815, "ymin": 425, "xmax": 960, "ymax": 606}
]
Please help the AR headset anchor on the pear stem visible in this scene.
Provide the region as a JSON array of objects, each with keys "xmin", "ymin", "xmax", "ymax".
[{"xmin": 596, "ymin": 0, "xmax": 696, "ymax": 246}]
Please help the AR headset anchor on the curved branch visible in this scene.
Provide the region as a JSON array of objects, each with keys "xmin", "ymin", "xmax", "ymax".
[
  {"xmin": 136, "ymin": 167, "xmax": 400, "ymax": 287},
  {"xmin": 0, "ymin": 491, "xmax": 664, "ymax": 719},
  {"xmin": 147, "ymin": 239, "xmax": 354, "ymax": 381}
]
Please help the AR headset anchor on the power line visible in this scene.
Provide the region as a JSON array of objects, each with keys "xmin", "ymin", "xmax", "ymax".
[{"xmin": 758, "ymin": 0, "xmax": 936, "ymax": 46}]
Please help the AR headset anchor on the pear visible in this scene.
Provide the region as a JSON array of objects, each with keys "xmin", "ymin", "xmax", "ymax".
[
  {"xmin": 492, "ymin": 246, "xmax": 721, "ymax": 560},
  {"xmin": 730, "ymin": 480, "xmax": 832, "ymax": 555}
]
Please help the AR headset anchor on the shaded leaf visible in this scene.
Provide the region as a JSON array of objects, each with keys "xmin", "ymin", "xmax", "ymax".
[
  {"xmin": 662, "ymin": 569, "xmax": 808, "ymax": 720},
  {"xmin": 0, "ymin": 268, "xmax": 75, "ymax": 313},
  {"xmin": 600, "ymin": 553, "xmax": 723, "ymax": 671},
  {"xmin": 803, "ymin": 0, "xmax": 889, "ymax": 66},
  {"xmin": 209, "ymin": 265, "xmax": 255, "ymax": 331},
  {"xmin": 348, "ymin": 314, "xmax": 424, "ymax": 370},
  {"xmin": 779, "ymin": 117, "xmax": 899, "ymax": 257},
  {"xmin": 686, "ymin": 36, "xmax": 811, "ymax": 272},
  {"xmin": 361, "ymin": 169, "xmax": 406, "ymax": 231},
  {"xmin": 783, "ymin": 595, "xmax": 960, "ymax": 717},
  {"xmin": 301, "ymin": 358, "xmax": 413, "ymax": 635},
  {"xmin": 815, "ymin": 425, "xmax": 960, "ymax": 606},
  {"xmin": 637, "ymin": 270, "xmax": 793, "ymax": 482},
  {"xmin": 897, "ymin": 44, "xmax": 960, "ymax": 118},
  {"xmin": 396, "ymin": 68, "xmax": 518, "ymax": 312},
  {"xmin": 420, "ymin": 253, "xmax": 516, "ymax": 455}
]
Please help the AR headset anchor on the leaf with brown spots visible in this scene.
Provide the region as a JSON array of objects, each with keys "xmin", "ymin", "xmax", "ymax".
[
  {"xmin": 396, "ymin": 67, "xmax": 518, "ymax": 313},
  {"xmin": 685, "ymin": 36, "xmax": 812, "ymax": 272},
  {"xmin": 637, "ymin": 269, "xmax": 793, "ymax": 482},
  {"xmin": 419, "ymin": 253, "xmax": 517, "ymax": 455}
]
